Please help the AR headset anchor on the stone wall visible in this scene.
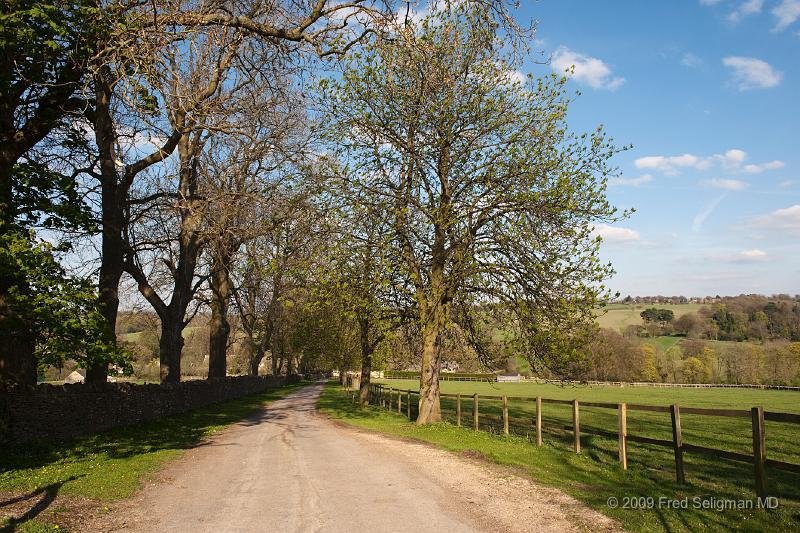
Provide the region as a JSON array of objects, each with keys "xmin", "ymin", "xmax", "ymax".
[{"xmin": 0, "ymin": 375, "xmax": 300, "ymax": 445}]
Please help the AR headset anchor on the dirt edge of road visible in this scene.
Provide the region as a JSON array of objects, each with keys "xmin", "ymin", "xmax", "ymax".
[{"xmin": 320, "ymin": 411, "xmax": 624, "ymax": 533}]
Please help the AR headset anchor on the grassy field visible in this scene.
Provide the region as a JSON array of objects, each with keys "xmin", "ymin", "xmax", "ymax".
[
  {"xmin": 0, "ymin": 381, "xmax": 306, "ymax": 531},
  {"xmin": 324, "ymin": 382, "xmax": 800, "ymax": 532},
  {"xmin": 596, "ymin": 303, "xmax": 704, "ymax": 331}
]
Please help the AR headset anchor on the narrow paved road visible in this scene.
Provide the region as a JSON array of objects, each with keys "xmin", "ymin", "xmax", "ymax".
[{"xmin": 102, "ymin": 383, "xmax": 621, "ymax": 533}]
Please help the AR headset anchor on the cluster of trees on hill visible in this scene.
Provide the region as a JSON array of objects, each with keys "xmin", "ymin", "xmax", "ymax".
[
  {"xmin": 580, "ymin": 331, "xmax": 800, "ymax": 386},
  {"xmin": 624, "ymin": 296, "xmax": 800, "ymax": 342},
  {"xmin": 0, "ymin": 1, "xmax": 628, "ymax": 423}
]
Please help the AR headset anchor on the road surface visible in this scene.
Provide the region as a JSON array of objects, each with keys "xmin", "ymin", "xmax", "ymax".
[{"xmin": 99, "ymin": 383, "xmax": 621, "ymax": 532}]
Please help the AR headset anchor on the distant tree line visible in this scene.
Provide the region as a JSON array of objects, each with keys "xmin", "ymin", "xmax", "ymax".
[
  {"xmin": 578, "ymin": 330, "xmax": 800, "ymax": 386},
  {"xmin": 624, "ymin": 295, "xmax": 800, "ymax": 342}
]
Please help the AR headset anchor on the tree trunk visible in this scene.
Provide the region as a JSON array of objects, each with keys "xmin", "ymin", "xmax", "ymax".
[
  {"xmin": 417, "ymin": 316, "xmax": 443, "ymax": 423},
  {"xmin": 358, "ymin": 317, "xmax": 373, "ymax": 405},
  {"xmin": 417, "ymin": 275, "xmax": 449, "ymax": 424},
  {"xmin": 159, "ymin": 316, "xmax": 184, "ymax": 383},
  {"xmin": 0, "ymin": 322, "xmax": 36, "ymax": 385},
  {"xmin": 86, "ymin": 75, "xmax": 121, "ymax": 385},
  {"xmin": 245, "ymin": 341, "xmax": 259, "ymax": 376},
  {"xmin": 207, "ymin": 243, "xmax": 233, "ymax": 378}
]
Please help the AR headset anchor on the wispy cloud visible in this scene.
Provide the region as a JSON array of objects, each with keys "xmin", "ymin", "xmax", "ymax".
[
  {"xmin": 752, "ymin": 204, "xmax": 800, "ymax": 233},
  {"xmin": 772, "ymin": 0, "xmax": 800, "ymax": 31},
  {"xmin": 634, "ymin": 148, "xmax": 784, "ymax": 176},
  {"xmin": 609, "ymin": 174, "xmax": 653, "ymax": 186},
  {"xmin": 722, "ymin": 56, "xmax": 783, "ymax": 90},
  {"xmin": 635, "ymin": 154, "xmax": 709, "ymax": 175},
  {"xmin": 681, "ymin": 52, "xmax": 703, "ymax": 68},
  {"xmin": 550, "ymin": 46, "xmax": 625, "ymax": 91},
  {"xmin": 705, "ymin": 178, "xmax": 749, "ymax": 191},
  {"xmin": 728, "ymin": 0, "xmax": 765, "ymax": 23},
  {"xmin": 692, "ymin": 194, "xmax": 727, "ymax": 232}
]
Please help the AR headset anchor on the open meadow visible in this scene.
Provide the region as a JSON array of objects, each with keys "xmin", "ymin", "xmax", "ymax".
[{"xmin": 595, "ymin": 303, "xmax": 704, "ymax": 331}]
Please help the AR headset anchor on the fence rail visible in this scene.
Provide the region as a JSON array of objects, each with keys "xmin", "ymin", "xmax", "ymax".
[{"xmin": 354, "ymin": 383, "xmax": 800, "ymax": 500}]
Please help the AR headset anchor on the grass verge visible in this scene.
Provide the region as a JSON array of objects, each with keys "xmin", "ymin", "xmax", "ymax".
[
  {"xmin": 1, "ymin": 381, "xmax": 307, "ymax": 531},
  {"xmin": 319, "ymin": 383, "xmax": 800, "ymax": 533}
]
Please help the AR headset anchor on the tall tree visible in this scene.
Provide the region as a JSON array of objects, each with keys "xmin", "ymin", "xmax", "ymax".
[
  {"xmin": 324, "ymin": 8, "xmax": 623, "ymax": 422},
  {"xmin": 0, "ymin": 0, "xmax": 115, "ymax": 383}
]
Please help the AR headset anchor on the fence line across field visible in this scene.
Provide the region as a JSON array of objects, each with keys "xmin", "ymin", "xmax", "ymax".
[
  {"xmin": 349, "ymin": 383, "xmax": 800, "ymax": 500},
  {"xmin": 380, "ymin": 374, "xmax": 800, "ymax": 390}
]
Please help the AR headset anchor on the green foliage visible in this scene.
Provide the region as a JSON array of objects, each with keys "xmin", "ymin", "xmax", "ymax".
[
  {"xmin": 0, "ymin": 230, "xmax": 129, "ymax": 372},
  {"xmin": 640, "ymin": 308, "xmax": 675, "ymax": 324},
  {"xmin": 0, "ymin": 0, "xmax": 112, "ymax": 229},
  {"xmin": 640, "ymin": 344, "xmax": 658, "ymax": 382},
  {"xmin": 322, "ymin": 7, "xmax": 626, "ymax": 376}
]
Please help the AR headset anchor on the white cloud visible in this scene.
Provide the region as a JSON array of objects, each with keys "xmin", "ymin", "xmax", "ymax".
[
  {"xmin": 738, "ymin": 249, "xmax": 769, "ymax": 261},
  {"xmin": 593, "ymin": 223, "xmax": 641, "ymax": 243},
  {"xmin": 722, "ymin": 56, "xmax": 783, "ymax": 90},
  {"xmin": 705, "ymin": 178, "xmax": 749, "ymax": 191},
  {"xmin": 635, "ymin": 149, "xmax": 784, "ymax": 176},
  {"xmin": 743, "ymin": 160, "xmax": 785, "ymax": 173},
  {"xmin": 692, "ymin": 194, "xmax": 727, "ymax": 232},
  {"xmin": 772, "ymin": 0, "xmax": 800, "ymax": 31},
  {"xmin": 779, "ymin": 179, "xmax": 796, "ymax": 188},
  {"xmin": 681, "ymin": 52, "xmax": 703, "ymax": 68},
  {"xmin": 728, "ymin": 0, "xmax": 764, "ymax": 23},
  {"xmin": 609, "ymin": 174, "xmax": 653, "ymax": 186},
  {"xmin": 634, "ymin": 154, "xmax": 709, "ymax": 175},
  {"xmin": 550, "ymin": 46, "xmax": 625, "ymax": 91},
  {"xmin": 715, "ymin": 148, "xmax": 747, "ymax": 168},
  {"xmin": 752, "ymin": 204, "xmax": 800, "ymax": 233}
]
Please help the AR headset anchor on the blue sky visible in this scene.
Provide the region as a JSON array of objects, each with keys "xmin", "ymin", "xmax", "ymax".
[{"xmin": 511, "ymin": 0, "xmax": 800, "ymax": 297}]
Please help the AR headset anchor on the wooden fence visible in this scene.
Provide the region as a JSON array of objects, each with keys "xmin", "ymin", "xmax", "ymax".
[{"xmin": 354, "ymin": 383, "xmax": 800, "ymax": 499}]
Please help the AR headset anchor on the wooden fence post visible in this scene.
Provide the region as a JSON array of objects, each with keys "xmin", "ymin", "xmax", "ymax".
[
  {"xmin": 398, "ymin": 390, "xmax": 402, "ymax": 413},
  {"xmin": 473, "ymin": 393, "xmax": 479, "ymax": 431},
  {"xmin": 456, "ymin": 394, "xmax": 462, "ymax": 427},
  {"xmin": 407, "ymin": 391, "xmax": 411, "ymax": 419},
  {"xmin": 573, "ymin": 400, "xmax": 581, "ymax": 454},
  {"xmin": 503, "ymin": 396, "xmax": 509, "ymax": 435},
  {"xmin": 535, "ymin": 396, "xmax": 542, "ymax": 446},
  {"xmin": 670, "ymin": 404, "xmax": 685, "ymax": 484},
  {"xmin": 751, "ymin": 406, "xmax": 767, "ymax": 499},
  {"xmin": 618, "ymin": 403, "xmax": 628, "ymax": 470}
]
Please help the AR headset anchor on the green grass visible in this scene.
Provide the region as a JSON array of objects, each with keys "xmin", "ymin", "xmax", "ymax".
[
  {"xmin": 376, "ymin": 379, "xmax": 800, "ymax": 412},
  {"xmin": 644, "ymin": 335, "xmax": 684, "ymax": 355},
  {"xmin": 596, "ymin": 304, "xmax": 704, "ymax": 331},
  {"xmin": 322, "ymin": 383, "xmax": 800, "ymax": 532},
  {"xmin": 0, "ymin": 382, "xmax": 306, "ymax": 531}
]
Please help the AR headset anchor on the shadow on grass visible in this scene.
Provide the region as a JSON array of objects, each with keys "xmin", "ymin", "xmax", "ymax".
[{"xmin": 0, "ymin": 476, "xmax": 83, "ymax": 532}]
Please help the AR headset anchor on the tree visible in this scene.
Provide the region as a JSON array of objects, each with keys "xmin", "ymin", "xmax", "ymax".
[
  {"xmin": 324, "ymin": 8, "xmax": 623, "ymax": 422},
  {"xmin": 640, "ymin": 343, "xmax": 658, "ymax": 382},
  {"xmin": 640, "ymin": 308, "xmax": 674, "ymax": 326},
  {"xmin": 682, "ymin": 357, "xmax": 710, "ymax": 384},
  {"xmin": 0, "ymin": 231, "xmax": 130, "ymax": 381}
]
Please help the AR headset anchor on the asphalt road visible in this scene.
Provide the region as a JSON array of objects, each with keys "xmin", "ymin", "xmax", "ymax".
[{"xmin": 108, "ymin": 383, "xmax": 620, "ymax": 533}]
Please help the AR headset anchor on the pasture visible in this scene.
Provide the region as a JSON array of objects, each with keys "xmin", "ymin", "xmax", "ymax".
[{"xmin": 595, "ymin": 303, "xmax": 703, "ymax": 331}]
